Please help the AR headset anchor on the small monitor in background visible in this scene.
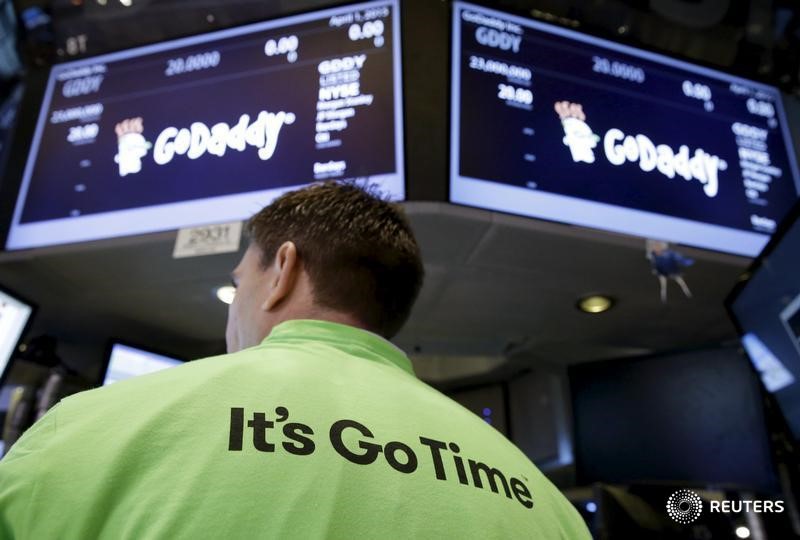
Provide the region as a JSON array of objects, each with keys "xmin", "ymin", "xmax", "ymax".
[
  {"xmin": 569, "ymin": 347, "xmax": 779, "ymax": 493},
  {"xmin": 446, "ymin": 383, "xmax": 508, "ymax": 436},
  {"xmin": 728, "ymin": 199, "xmax": 800, "ymax": 439},
  {"xmin": 0, "ymin": 286, "xmax": 35, "ymax": 388},
  {"xmin": 102, "ymin": 343, "xmax": 183, "ymax": 386}
]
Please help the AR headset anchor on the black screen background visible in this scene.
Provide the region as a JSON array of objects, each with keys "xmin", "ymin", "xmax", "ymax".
[{"xmin": 569, "ymin": 348, "xmax": 779, "ymax": 492}]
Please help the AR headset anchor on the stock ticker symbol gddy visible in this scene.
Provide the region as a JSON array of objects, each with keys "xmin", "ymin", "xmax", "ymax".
[{"xmin": 666, "ymin": 489, "xmax": 703, "ymax": 524}]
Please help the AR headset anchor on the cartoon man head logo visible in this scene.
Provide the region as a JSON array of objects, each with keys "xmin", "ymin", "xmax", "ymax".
[
  {"xmin": 554, "ymin": 101, "xmax": 600, "ymax": 164},
  {"xmin": 114, "ymin": 117, "xmax": 151, "ymax": 177}
]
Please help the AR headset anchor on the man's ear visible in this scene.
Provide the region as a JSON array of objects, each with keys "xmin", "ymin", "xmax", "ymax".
[{"xmin": 262, "ymin": 241, "xmax": 299, "ymax": 312}]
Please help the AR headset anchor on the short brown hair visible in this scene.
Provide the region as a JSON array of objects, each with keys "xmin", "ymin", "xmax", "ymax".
[{"xmin": 246, "ymin": 182, "xmax": 424, "ymax": 338}]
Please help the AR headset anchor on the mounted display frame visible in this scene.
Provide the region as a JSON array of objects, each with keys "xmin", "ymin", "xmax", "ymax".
[
  {"xmin": 450, "ymin": 1, "xmax": 800, "ymax": 257},
  {"xmin": 7, "ymin": 0, "xmax": 405, "ymax": 250}
]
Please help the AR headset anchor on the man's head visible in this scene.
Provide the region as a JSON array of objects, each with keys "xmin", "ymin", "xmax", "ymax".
[{"xmin": 225, "ymin": 182, "xmax": 424, "ymax": 353}]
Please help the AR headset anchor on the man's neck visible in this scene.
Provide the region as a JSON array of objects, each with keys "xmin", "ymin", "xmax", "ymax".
[{"xmin": 271, "ymin": 309, "xmax": 371, "ymax": 335}]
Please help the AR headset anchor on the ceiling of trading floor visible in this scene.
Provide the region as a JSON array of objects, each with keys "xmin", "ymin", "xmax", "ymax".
[
  {"xmin": 11, "ymin": 0, "xmax": 800, "ymax": 95},
  {"xmin": 0, "ymin": 202, "xmax": 749, "ymax": 382}
]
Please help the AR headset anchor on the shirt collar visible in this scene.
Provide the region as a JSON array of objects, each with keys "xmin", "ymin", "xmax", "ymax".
[{"xmin": 259, "ymin": 319, "xmax": 416, "ymax": 377}]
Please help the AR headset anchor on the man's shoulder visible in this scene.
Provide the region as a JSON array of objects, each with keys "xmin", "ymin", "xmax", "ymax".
[
  {"xmin": 57, "ymin": 349, "xmax": 252, "ymax": 413},
  {"xmin": 56, "ymin": 339, "xmax": 365, "ymax": 416}
]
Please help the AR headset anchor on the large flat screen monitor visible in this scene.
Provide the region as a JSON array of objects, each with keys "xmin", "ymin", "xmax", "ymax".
[
  {"xmin": 102, "ymin": 342, "xmax": 184, "ymax": 386},
  {"xmin": 569, "ymin": 348, "xmax": 778, "ymax": 492},
  {"xmin": 7, "ymin": 0, "xmax": 404, "ymax": 250},
  {"xmin": 0, "ymin": 286, "xmax": 34, "ymax": 388},
  {"xmin": 450, "ymin": 2, "xmax": 800, "ymax": 257},
  {"xmin": 727, "ymin": 199, "xmax": 800, "ymax": 439}
]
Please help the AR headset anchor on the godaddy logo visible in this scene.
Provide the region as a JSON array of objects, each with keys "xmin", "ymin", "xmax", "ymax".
[{"xmin": 554, "ymin": 100, "xmax": 726, "ymax": 198}]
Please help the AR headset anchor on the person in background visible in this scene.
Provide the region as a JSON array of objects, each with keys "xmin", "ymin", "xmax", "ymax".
[{"xmin": 0, "ymin": 181, "xmax": 591, "ymax": 539}]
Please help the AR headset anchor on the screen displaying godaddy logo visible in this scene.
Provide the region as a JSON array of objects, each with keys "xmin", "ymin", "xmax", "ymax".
[
  {"xmin": 113, "ymin": 110, "xmax": 296, "ymax": 177},
  {"xmin": 555, "ymin": 100, "xmax": 726, "ymax": 198}
]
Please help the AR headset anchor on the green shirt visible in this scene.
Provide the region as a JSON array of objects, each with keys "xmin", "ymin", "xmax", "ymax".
[{"xmin": 0, "ymin": 320, "xmax": 591, "ymax": 539}]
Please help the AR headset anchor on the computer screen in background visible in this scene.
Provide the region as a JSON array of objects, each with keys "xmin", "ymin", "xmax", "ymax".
[
  {"xmin": 728, "ymin": 200, "xmax": 800, "ymax": 439},
  {"xmin": 0, "ymin": 287, "xmax": 34, "ymax": 388},
  {"xmin": 103, "ymin": 343, "xmax": 183, "ymax": 386},
  {"xmin": 569, "ymin": 347, "xmax": 779, "ymax": 493}
]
